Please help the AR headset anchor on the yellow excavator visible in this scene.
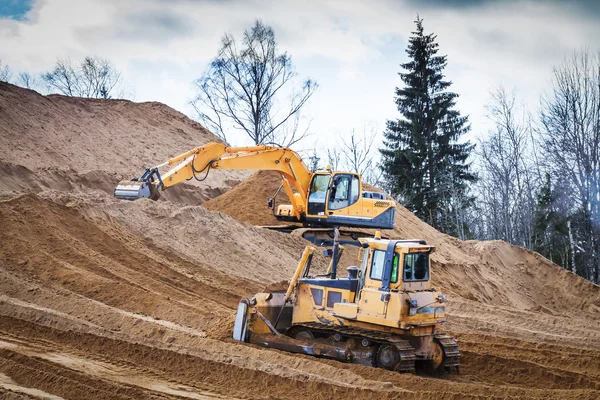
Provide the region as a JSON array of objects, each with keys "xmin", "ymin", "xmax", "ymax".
[
  {"xmin": 233, "ymin": 233, "xmax": 459, "ymax": 373},
  {"xmin": 114, "ymin": 143, "xmax": 394, "ymax": 230},
  {"xmin": 115, "ymin": 142, "xmax": 459, "ymax": 373}
]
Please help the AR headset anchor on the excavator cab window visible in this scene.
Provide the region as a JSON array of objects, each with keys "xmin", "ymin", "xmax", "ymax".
[
  {"xmin": 329, "ymin": 174, "xmax": 360, "ymax": 211},
  {"xmin": 307, "ymin": 174, "xmax": 331, "ymax": 215},
  {"xmin": 403, "ymin": 252, "xmax": 429, "ymax": 281}
]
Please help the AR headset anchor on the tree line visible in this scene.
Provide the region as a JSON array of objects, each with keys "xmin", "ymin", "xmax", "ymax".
[
  {"xmin": 2, "ymin": 18, "xmax": 597, "ymax": 283},
  {"xmin": 379, "ymin": 18, "xmax": 599, "ymax": 284},
  {"xmin": 0, "ymin": 56, "xmax": 129, "ymax": 99}
]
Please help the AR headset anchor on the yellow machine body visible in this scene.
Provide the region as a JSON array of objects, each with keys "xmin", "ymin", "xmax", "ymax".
[{"xmin": 235, "ymin": 236, "xmax": 459, "ymax": 373}]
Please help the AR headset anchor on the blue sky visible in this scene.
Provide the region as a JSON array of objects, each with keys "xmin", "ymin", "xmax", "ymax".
[
  {"xmin": 0, "ymin": 0, "xmax": 32, "ymax": 20},
  {"xmin": 1, "ymin": 0, "xmax": 599, "ymax": 159}
]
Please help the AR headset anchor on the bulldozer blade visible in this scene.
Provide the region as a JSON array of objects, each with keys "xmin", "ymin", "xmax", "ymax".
[
  {"xmin": 114, "ymin": 180, "xmax": 160, "ymax": 201},
  {"xmin": 232, "ymin": 300, "xmax": 249, "ymax": 342},
  {"xmin": 248, "ymin": 333, "xmax": 351, "ymax": 362}
]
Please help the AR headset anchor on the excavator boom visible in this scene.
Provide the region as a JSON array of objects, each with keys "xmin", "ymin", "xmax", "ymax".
[{"xmin": 116, "ymin": 143, "xmax": 310, "ymax": 219}]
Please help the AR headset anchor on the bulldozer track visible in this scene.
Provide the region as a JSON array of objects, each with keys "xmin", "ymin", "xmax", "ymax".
[
  {"xmin": 292, "ymin": 322, "xmax": 417, "ymax": 372},
  {"xmin": 435, "ymin": 334, "xmax": 460, "ymax": 370}
]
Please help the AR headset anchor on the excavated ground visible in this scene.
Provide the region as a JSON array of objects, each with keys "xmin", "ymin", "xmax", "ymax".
[{"xmin": 1, "ymin": 83, "xmax": 600, "ymax": 399}]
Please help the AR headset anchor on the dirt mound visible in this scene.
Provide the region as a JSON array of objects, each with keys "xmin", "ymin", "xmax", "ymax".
[
  {"xmin": 0, "ymin": 82, "xmax": 248, "ymax": 204},
  {"xmin": 54, "ymin": 191, "xmax": 326, "ymax": 283},
  {"xmin": 0, "ymin": 160, "xmax": 234, "ymax": 206},
  {"xmin": 204, "ymin": 170, "xmax": 290, "ymax": 226},
  {"xmin": 1, "ymin": 193, "xmax": 599, "ymax": 399}
]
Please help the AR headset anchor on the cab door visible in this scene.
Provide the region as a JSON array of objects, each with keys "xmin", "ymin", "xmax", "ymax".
[
  {"xmin": 307, "ymin": 173, "xmax": 332, "ymax": 217},
  {"xmin": 326, "ymin": 174, "xmax": 361, "ymax": 218},
  {"xmin": 357, "ymin": 248, "xmax": 387, "ymax": 317}
]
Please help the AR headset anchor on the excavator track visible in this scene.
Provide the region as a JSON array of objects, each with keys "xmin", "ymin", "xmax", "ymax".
[
  {"xmin": 291, "ymin": 322, "xmax": 417, "ymax": 372},
  {"xmin": 434, "ymin": 334, "xmax": 460, "ymax": 371}
]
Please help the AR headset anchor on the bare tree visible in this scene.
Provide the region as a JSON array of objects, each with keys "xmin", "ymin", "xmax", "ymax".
[
  {"xmin": 192, "ymin": 20, "xmax": 317, "ymax": 146},
  {"xmin": 0, "ymin": 59, "xmax": 12, "ymax": 82},
  {"xmin": 340, "ymin": 128, "xmax": 376, "ymax": 176},
  {"xmin": 540, "ymin": 49, "xmax": 600, "ymax": 283},
  {"xmin": 17, "ymin": 72, "xmax": 37, "ymax": 90},
  {"xmin": 42, "ymin": 56, "xmax": 126, "ymax": 99},
  {"xmin": 327, "ymin": 147, "xmax": 341, "ymax": 171},
  {"xmin": 307, "ymin": 147, "xmax": 321, "ymax": 172},
  {"xmin": 476, "ymin": 86, "xmax": 537, "ymax": 246},
  {"xmin": 337, "ymin": 127, "xmax": 385, "ymax": 186}
]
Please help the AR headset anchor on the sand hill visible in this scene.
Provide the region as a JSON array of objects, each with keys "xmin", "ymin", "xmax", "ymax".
[
  {"xmin": 0, "ymin": 82, "xmax": 249, "ymax": 204},
  {"xmin": 1, "ymin": 83, "xmax": 599, "ymax": 399}
]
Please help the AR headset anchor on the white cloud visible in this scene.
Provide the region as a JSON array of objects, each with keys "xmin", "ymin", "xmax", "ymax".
[{"xmin": 1, "ymin": 0, "xmax": 599, "ymax": 152}]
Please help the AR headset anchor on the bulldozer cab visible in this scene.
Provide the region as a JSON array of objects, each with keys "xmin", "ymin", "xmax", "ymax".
[
  {"xmin": 357, "ymin": 239, "xmax": 434, "ymax": 295},
  {"xmin": 290, "ymin": 237, "xmax": 440, "ymax": 328}
]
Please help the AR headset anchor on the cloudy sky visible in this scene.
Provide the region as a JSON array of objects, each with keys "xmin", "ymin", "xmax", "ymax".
[{"xmin": 1, "ymin": 0, "xmax": 600, "ymax": 154}]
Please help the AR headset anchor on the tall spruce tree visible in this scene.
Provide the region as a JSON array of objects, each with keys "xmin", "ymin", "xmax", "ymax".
[{"xmin": 381, "ymin": 17, "xmax": 475, "ymax": 233}]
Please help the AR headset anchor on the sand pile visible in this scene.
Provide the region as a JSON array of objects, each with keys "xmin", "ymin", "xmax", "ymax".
[
  {"xmin": 0, "ymin": 82, "xmax": 249, "ymax": 203},
  {"xmin": 204, "ymin": 170, "xmax": 290, "ymax": 226},
  {"xmin": 51, "ymin": 190, "xmax": 326, "ymax": 283},
  {"xmin": 2, "ymin": 193, "xmax": 600, "ymax": 400}
]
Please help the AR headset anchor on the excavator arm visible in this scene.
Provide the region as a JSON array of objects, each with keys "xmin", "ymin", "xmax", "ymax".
[{"xmin": 114, "ymin": 143, "xmax": 312, "ymax": 218}]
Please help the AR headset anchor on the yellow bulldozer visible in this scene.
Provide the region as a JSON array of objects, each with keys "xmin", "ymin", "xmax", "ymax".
[
  {"xmin": 115, "ymin": 142, "xmax": 459, "ymax": 373},
  {"xmin": 233, "ymin": 233, "xmax": 459, "ymax": 373}
]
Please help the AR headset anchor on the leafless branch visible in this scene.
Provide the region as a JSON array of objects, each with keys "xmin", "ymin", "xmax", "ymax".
[
  {"xmin": 42, "ymin": 56, "xmax": 129, "ymax": 99},
  {"xmin": 0, "ymin": 59, "xmax": 12, "ymax": 83},
  {"xmin": 192, "ymin": 20, "xmax": 318, "ymax": 146}
]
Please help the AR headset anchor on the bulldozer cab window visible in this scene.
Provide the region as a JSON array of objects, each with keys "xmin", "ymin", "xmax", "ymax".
[
  {"xmin": 403, "ymin": 252, "xmax": 429, "ymax": 281},
  {"xmin": 391, "ymin": 253, "xmax": 399, "ymax": 283},
  {"xmin": 329, "ymin": 174, "xmax": 360, "ymax": 211},
  {"xmin": 307, "ymin": 174, "xmax": 330, "ymax": 215},
  {"xmin": 369, "ymin": 250, "xmax": 386, "ymax": 280},
  {"xmin": 356, "ymin": 247, "xmax": 370, "ymax": 299}
]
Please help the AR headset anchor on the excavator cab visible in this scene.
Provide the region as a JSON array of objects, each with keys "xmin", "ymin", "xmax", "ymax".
[{"xmin": 303, "ymin": 171, "xmax": 394, "ymax": 229}]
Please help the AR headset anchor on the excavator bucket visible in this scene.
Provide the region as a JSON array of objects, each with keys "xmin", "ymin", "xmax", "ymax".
[{"xmin": 114, "ymin": 180, "xmax": 160, "ymax": 201}]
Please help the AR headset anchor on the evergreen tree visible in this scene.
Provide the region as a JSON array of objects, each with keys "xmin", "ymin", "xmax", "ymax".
[{"xmin": 381, "ymin": 17, "xmax": 475, "ymax": 233}]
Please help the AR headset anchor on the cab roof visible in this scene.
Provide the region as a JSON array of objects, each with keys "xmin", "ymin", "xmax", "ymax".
[{"xmin": 359, "ymin": 237, "xmax": 436, "ymax": 252}]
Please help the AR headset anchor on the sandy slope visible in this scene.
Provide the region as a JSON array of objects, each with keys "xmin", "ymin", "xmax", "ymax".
[
  {"xmin": 0, "ymin": 82, "xmax": 249, "ymax": 204},
  {"xmin": 1, "ymin": 193, "xmax": 600, "ymax": 400},
  {"xmin": 1, "ymin": 83, "xmax": 600, "ymax": 399}
]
